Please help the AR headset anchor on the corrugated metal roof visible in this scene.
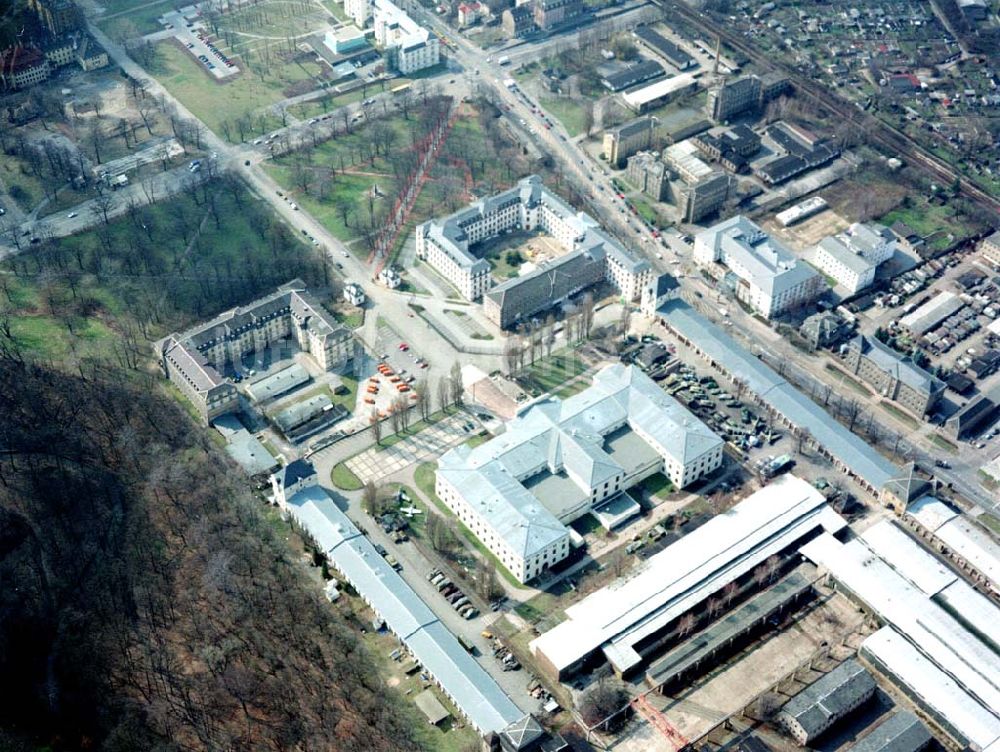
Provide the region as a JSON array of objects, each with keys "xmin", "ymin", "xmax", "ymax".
[
  {"xmin": 531, "ymin": 475, "xmax": 843, "ymax": 673},
  {"xmin": 801, "ymin": 533, "xmax": 1000, "ymax": 712},
  {"xmin": 781, "ymin": 659, "xmax": 875, "ymax": 738},
  {"xmin": 286, "ymin": 488, "xmax": 524, "ymax": 734},
  {"xmin": 861, "ymin": 627, "xmax": 1000, "ymax": 752},
  {"xmin": 658, "ymin": 300, "xmax": 899, "ymax": 489},
  {"xmin": 846, "ymin": 711, "xmax": 931, "ymax": 752}
]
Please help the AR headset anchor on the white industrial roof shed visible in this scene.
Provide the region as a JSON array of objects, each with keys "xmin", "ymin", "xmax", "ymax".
[
  {"xmin": 286, "ymin": 487, "xmax": 525, "ymax": 735},
  {"xmin": 530, "ymin": 474, "xmax": 844, "ymax": 676},
  {"xmin": 899, "ymin": 291, "xmax": 964, "ymax": 335},
  {"xmin": 906, "ymin": 496, "xmax": 1000, "ymax": 593},
  {"xmin": 860, "ymin": 520, "xmax": 1000, "ymax": 648},
  {"xmin": 861, "ymin": 627, "xmax": 1000, "ymax": 752},
  {"xmin": 801, "ymin": 532, "xmax": 1000, "ymax": 713}
]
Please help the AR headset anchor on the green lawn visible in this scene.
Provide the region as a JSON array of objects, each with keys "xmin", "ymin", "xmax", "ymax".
[
  {"xmin": 414, "ymin": 461, "xmax": 521, "ymax": 587},
  {"xmin": 879, "ymin": 400, "xmax": 920, "ymax": 430},
  {"xmin": 98, "ymin": 0, "xmax": 176, "ymax": 38},
  {"xmin": 930, "ymin": 434, "xmax": 958, "ymax": 454},
  {"xmin": 882, "ymin": 200, "xmax": 984, "ymax": 251},
  {"xmin": 518, "ymin": 351, "xmax": 589, "ymax": 395},
  {"xmin": 638, "ymin": 472, "xmax": 674, "ymax": 499},
  {"xmin": 331, "ymin": 461, "xmax": 363, "ymax": 490},
  {"xmin": 149, "ymin": 40, "xmax": 318, "ymax": 138},
  {"xmin": 539, "ymin": 96, "xmax": 589, "ymax": 137}
]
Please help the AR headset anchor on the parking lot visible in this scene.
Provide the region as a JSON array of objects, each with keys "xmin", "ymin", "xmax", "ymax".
[{"xmin": 161, "ymin": 10, "xmax": 239, "ymax": 80}]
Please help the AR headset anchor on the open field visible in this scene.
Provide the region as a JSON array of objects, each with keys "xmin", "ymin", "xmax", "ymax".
[
  {"xmin": 265, "ymin": 100, "xmax": 541, "ymax": 261},
  {"xmin": 149, "ymin": 39, "xmax": 322, "ymax": 138},
  {"xmin": 539, "ymin": 96, "xmax": 589, "ymax": 137}
]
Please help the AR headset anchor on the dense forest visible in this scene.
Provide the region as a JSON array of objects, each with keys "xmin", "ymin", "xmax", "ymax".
[{"xmin": 0, "ymin": 355, "xmax": 424, "ymax": 751}]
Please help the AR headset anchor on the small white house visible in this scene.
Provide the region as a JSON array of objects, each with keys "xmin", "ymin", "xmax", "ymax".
[{"xmin": 344, "ymin": 282, "xmax": 366, "ymax": 306}]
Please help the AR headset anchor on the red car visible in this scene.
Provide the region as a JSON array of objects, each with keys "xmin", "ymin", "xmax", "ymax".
[{"xmin": 398, "ymin": 343, "xmax": 409, "ymax": 351}]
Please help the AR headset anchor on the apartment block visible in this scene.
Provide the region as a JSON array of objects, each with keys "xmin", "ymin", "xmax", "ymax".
[
  {"xmin": 626, "ymin": 151, "xmax": 672, "ymax": 201},
  {"xmin": 843, "ymin": 335, "xmax": 944, "ymax": 416},
  {"xmin": 814, "ymin": 223, "xmax": 895, "ymax": 295},
  {"xmin": 603, "ymin": 116, "xmax": 665, "ymax": 167},
  {"xmin": 694, "ymin": 215, "xmax": 823, "ymax": 319},
  {"xmin": 157, "ymin": 281, "xmax": 354, "ymax": 424},
  {"xmin": 373, "ymin": 0, "xmax": 439, "ymax": 74}
]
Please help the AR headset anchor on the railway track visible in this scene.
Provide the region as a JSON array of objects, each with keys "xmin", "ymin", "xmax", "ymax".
[{"xmin": 657, "ymin": 0, "xmax": 1000, "ymax": 218}]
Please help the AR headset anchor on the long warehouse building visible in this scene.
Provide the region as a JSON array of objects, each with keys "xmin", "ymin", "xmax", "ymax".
[
  {"xmin": 529, "ymin": 474, "xmax": 845, "ymax": 680},
  {"xmin": 903, "ymin": 495, "xmax": 1000, "ymax": 595},
  {"xmin": 801, "ymin": 521, "xmax": 1000, "ymax": 751},
  {"xmin": 278, "ymin": 467, "xmax": 529, "ymax": 737},
  {"xmin": 656, "ymin": 299, "xmax": 917, "ymax": 502}
]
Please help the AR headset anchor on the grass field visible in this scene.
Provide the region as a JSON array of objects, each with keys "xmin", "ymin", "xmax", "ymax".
[
  {"xmin": 331, "ymin": 461, "xmax": 363, "ymax": 490},
  {"xmin": 414, "ymin": 461, "xmax": 522, "ymax": 587},
  {"xmin": 518, "ymin": 351, "xmax": 589, "ymax": 395},
  {"xmin": 539, "ymin": 96, "xmax": 589, "ymax": 137},
  {"xmin": 930, "ymin": 434, "xmax": 958, "ymax": 454},
  {"xmin": 265, "ymin": 100, "xmax": 531, "ymax": 262},
  {"xmin": 882, "ymin": 199, "xmax": 985, "ymax": 251},
  {"xmin": 97, "ymin": 0, "xmax": 175, "ymax": 38},
  {"xmin": 149, "ymin": 40, "xmax": 319, "ymax": 138}
]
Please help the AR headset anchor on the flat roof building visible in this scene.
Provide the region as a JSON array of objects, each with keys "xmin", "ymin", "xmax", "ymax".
[
  {"xmin": 905, "ymin": 496, "xmax": 1000, "ymax": 595},
  {"xmin": 622, "ymin": 73, "xmax": 699, "ymax": 112},
  {"xmin": 436, "ymin": 364, "xmax": 722, "ymax": 583},
  {"xmin": 815, "ymin": 223, "xmax": 896, "ymax": 295},
  {"xmin": 530, "ymin": 474, "xmax": 845, "ymax": 679},
  {"xmin": 777, "ymin": 659, "xmax": 876, "ymax": 745},
  {"xmin": 373, "ymin": 0, "xmax": 439, "ymax": 74},
  {"xmin": 899, "ymin": 291, "xmax": 964, "ymax": 336},
  {"xmin": 694, "ymin": 216, "xmax": 823, "ymax": 319}
]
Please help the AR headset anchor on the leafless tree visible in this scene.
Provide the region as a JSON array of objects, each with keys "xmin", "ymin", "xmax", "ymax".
[
  {"xmin": 371, "ymin": 407, "xmax": 382, "ymax": 444},
  {"xmin": 449, "ymin": 362, "xmax": 463, "ymax": 406}
]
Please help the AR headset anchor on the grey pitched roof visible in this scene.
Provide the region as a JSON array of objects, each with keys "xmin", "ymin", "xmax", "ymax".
[
  {"xmin": 438, "ymin": 365, "xmax": 721, "ymax": 560},
  {"xmin": 848, "ymin": 335, "xmax": 944, "ymax": 396},
  {"xmin": 276, "ymin": 458, "xmax": 317, "ymax": 488},
  {"xmin": 781, "ymin": 659, "xmax": 875, "ymax": 738},
  {"xmin": 847, "ymin": 712, "xmax": 931, "ymax": 752},
  {"xmin": 286, "ymin": 487, "xmax": 525, "ymax": 734}
]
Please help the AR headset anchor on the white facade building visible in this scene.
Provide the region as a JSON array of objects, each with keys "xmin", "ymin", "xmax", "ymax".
[
  {"xmin": 694, "ymin": 215, "xmax": 823, "ymax": 319},
  {"xmin": 436, "ymin": 364, "xmax": 722, "ymax": 582},
  {"xmin": 416, "ymin": 175, "xmax": 651, "ymax": 304},
  {"xmin": 814, "ymin": 223, "xmax": 895, "ymax": 295},
  {"xmin": 373, "ymin": 0, "xmax": 439, "ymax": 74},
  {"xmin": 344, "ymin": 0, "xmax": 373, "ymax": 27},
  {"xmin": 343, "ymin": 282, "xmax": 366, "ymax": 306}
]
